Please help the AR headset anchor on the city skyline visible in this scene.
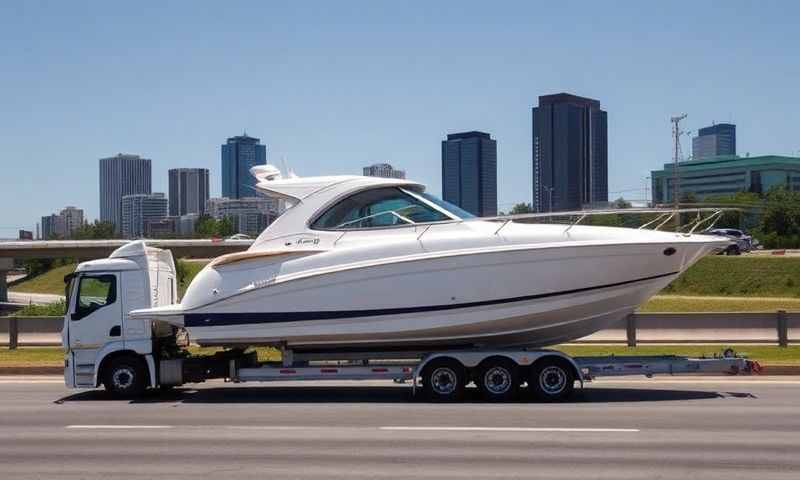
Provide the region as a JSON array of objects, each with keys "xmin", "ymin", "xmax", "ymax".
[{"xmin": 2, "ymin": 2, "xmax": 799, "ymax": 234}]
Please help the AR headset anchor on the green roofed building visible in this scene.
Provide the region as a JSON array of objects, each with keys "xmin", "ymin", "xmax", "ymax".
[{"xmin": 651, "ymin": 155, "xmax": 800, "ymax": 204}]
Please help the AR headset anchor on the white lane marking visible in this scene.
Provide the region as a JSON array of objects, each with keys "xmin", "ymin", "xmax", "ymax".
[
  {"xmin": 66, "ymin": 425, "xmax": 172, "ymax": 430},
  {"xmin": 226, "ymin": 426, "xmax": 324, "ymax": 431},
  {"xmin": 380, "ymin": 426, "xmax": 640, "ymax": 433},
  {"xmin": 61, "ymin": 425, "xmax": 638, "ymax": 433},
  {"xmin": 590, "ymin": 379, "xmax": 800, "ymax": 385},
  {"xmin": 0, "ymin": 380, "xmax": 64, "ymax": 384}
]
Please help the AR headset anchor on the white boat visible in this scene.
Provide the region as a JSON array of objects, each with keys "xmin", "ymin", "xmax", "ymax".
[{"xmin": 133, "ymin": 165, "xmax": 729, "ymax": 350}]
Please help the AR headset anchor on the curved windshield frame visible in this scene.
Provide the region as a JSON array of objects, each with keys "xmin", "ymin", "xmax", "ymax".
[
  {"xmin": 310, "ymin": 187, "xmax": 468, "ymax": 231},
  {"xmin": 402, "ymin": 189, "xmax": 476, "ymax": 220}
]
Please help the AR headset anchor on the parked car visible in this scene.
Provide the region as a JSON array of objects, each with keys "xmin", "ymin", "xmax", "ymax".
[
  {"xmin": 226, "ymin": 233, "xmax": 252, "ymax": 240},
  {"xmin": 705, "ymin": 228, "xmax": 753, "ymax": 255}
]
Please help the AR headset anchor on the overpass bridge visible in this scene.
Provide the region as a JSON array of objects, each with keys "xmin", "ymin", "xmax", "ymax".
[{"xmin": 0, "ymin": 239, "xmax": 253, "ymax": 302}]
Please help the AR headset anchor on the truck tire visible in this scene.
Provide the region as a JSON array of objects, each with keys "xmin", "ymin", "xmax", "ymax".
[
  {"xmin": 476, "ymin": 357, "xmax": 520, "ymax": 402},
  {"xmin": 528, "ymin": 358, "xmax": 575, "ymax": 402},
  {"xmin": 103, "ymin": 356, "xmax": 147, "ymax": 399},
  {"xmin": 421, "ymin": 358, "xmax": 467, "ymax": 402}
]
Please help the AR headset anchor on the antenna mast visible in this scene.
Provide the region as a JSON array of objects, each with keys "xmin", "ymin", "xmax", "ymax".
[{"xmin": 670, "ymin": 114, "xmax": 688, "ymax": 210}]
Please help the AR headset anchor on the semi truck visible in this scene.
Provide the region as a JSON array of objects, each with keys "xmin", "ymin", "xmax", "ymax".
[{"xmin": 62, "ymin": 241, "xmax": 754, "ymax": 402}]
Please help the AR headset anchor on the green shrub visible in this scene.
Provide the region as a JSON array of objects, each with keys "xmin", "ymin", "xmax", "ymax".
[{"xmin": 10, "ymin": 300, "xmax": 66, "ymax": 317}]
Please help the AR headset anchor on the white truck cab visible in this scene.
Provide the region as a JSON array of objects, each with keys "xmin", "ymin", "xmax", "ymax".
[{"xmin": 63, "ymin": 241, "xmax": 177, "ymax": 396}]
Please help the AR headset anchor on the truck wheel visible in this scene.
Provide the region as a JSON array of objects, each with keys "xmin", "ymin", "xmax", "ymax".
[
  {"xmin": 476, "ymin": 358, "xmax": 519, "ymax": 402},
  {"xmin": 421, "ymin": 358, "xmax": 466, "ymax": 402},
  {"xmin": 528, "ymin": 358, "xmax": 575, "ymax": 402},
  {"xmin": 103, "ymin": 356, "xmax": 147, "ymax": 399}
]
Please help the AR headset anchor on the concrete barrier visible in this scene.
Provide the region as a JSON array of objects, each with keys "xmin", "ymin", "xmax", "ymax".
[
  {"xmin": 2, "ymin": 312, "xmax": 799, "ymax": 348},
  {"xmin": 1, "ymin": 316, "xmax": 63, "ymax": 349}
]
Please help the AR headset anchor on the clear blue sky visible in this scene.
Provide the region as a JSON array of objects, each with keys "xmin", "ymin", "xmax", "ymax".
[{"xmin": 1, "ymin": 1, "xmax": 798, "ymax": 235}]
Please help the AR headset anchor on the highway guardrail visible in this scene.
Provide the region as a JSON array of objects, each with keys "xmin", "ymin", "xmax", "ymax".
[{"xmin": 1, "ymin": 312, "xmax": 798, "ymax": 349}]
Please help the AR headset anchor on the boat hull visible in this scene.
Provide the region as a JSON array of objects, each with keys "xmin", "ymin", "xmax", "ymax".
[{"xmin": 178, "ymin": 240, "xmax": 709, "ymax": 349}]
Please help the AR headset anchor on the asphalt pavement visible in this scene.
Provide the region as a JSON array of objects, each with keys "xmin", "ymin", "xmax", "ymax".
[{"xmin": 1, "ymin": 376, "xmax": 799, "ymax": 479}]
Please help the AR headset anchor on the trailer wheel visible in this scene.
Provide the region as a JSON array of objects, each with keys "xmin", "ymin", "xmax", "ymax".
[
  {"xmin": 528, "ymin": 358, "xmax": 575, "ymax": 402},
  {"xmin": 103, "ymin": 356, "xmax": 147, "ymax": 399},
  {"xmin": 476, "ymin": 357, "xmax": 520, "ymax": 402},
  {"xmin": 421, "ymin": 358, "xmax": 466, "ymax": 402}
]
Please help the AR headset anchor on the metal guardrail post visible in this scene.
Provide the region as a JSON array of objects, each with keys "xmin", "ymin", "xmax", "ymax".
[
  {"xmin": 626, "ymin": 315, "xmax": 637, "ymax": 347},
  {"xmin": 777, "ymin": 310, "xmax": 788, "ymax": 348},
  {"xmin": 9, "ymin": 317, "xmax": 18, "ymax": 350}
]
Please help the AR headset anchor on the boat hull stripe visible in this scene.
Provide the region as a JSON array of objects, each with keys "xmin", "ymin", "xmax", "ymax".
[{"xmin": 184, "ymin": 271, "xmax": 678, "ymax": 327}]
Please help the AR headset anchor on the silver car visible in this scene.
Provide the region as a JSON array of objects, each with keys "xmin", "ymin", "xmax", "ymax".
[{"xmin": 706, "ymin": 228, "xmax": 753, "ymax": 255}]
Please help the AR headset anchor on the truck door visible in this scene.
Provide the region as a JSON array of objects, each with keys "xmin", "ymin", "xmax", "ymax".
[{"xmin": 66, "ymin": 274, "xmax": 122, "ymax": 387}]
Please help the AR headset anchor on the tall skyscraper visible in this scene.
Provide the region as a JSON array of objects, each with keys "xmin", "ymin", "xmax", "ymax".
[
  {"xmin": 168, "ymin": 168, "xmax": 210, "ymax": 216},
  {"xmin": 363, "ymin": 163, "xmax": 406, "ymax": 179},
  {"xmin": 222, "ymin": 133, "xmax": 267, "ymax": 199},
  {"xmin": 692, "ymin": 123, "xmax": 736, "ymax": 160},
  {"xmin": 121, "ymin": 193, "xmax": 168, "ymax": 239},
  {"xmin": 99, "ymin": 154, "xmax": 152, "ymax": 232},
  {"xmin": 441, "ymin": 131, "xmax": 497, "ymax": 217},
  {"xmin": 532, "ymin": 93, "xmax": 608, "ymax": 212}
]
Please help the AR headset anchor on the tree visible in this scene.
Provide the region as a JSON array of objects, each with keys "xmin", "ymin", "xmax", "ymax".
[
  {"xmin": 217, "ymin": 217, "xmax": 236, "ymax": 237},
  {"xmin": 612, "ymin": 197, "xmax": 632, "ymax": 209},
  {"xmin": 761, "ymin": 186, "xmax": 800, "ymax": 237},
  {"xmin": 509, "ymin": 203, "xmax": 533, "ymax": 215},
  {"xmin": 194, "ymin": 215, "xmax": 218, "ymax": 237},
  {"xmin": 74, "ymin": 220, "xmax": 117, "ymax": 240}
]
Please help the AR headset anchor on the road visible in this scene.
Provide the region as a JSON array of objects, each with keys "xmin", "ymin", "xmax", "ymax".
[{"xmin": 1, "ymin": 376, "xmax": 799, "ymax": 479}]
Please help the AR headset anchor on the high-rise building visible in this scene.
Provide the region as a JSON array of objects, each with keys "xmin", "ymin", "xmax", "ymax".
[
  {"xmin": 532, "ymin": 93, "xmax": 608, "ymax": 212},
  {"xmin": 206, "ymin": 197, "xmax": 277, "ymax": 236},
  {"xmin": 221, "ymin": 133, "xmax": 267, "ymax": 199},
  {"xmin": 59, "ymin": 206, "xmax": 84, "ymax": 237},
  {"xmin": 100, "ymin": 154, "xmax": 152, "ymax": 232},
  {"xmin": 692, "ymin": 123, "xmax": 736, "ymax": 160},
  {"xmin": 168, "ymin": 168, "xmax": 210, "ymax": 216},
  {"xmin": 441, "ymin": 131, "xmax": 497, "ymax": 217},
  {"xmin": 40, "ymin": 214, "xmax": 65, "ymax": 240},
  {"xmin": 363, "ymin": 163, "xmax": 406, "ymax": 179},
  {"xmin": 121, "ymin": 193, "xmax": 168, "ymax": 239},
  {"xmin": 39, "ymin": 206, "xmax": 84, "ymax": 239}
]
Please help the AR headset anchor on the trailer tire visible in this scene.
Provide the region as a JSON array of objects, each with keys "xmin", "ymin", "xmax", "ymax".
[
  {"xmin": 421, "ymin": 358, "xmax": 466, "ymax": 403},
  {"xmin": 528, "ymin": 357, "xmax": 575, "ymax": 402},
  {"xmin": 476, "ymin": 357, "xmax": 520, "ymax": 402},
  {"xmin": 103, "ymin": 356, "xmax": 147, "ymax": 399}
]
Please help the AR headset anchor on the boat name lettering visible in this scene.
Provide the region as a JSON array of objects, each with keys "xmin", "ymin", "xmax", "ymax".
[{"xmin": 296, "ymin": 237, "xmax": 320, "ymax": 245}]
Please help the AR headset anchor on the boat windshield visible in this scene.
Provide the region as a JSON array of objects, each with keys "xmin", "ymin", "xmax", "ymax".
[
  {"xmin": 312, "ymin": 187, "xmax": 467, "ymax": 230},
  {"xmin": 403, "ymin": 189, "xmax": 476, "ymax": 221}
]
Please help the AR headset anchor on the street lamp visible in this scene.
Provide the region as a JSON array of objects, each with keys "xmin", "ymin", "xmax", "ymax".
[{"xmin": 543, "ymin": 186, "xmax": 555, "ymax": 212}]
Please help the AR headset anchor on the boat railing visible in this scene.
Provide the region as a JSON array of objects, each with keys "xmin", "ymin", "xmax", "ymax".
[
  {"xmin": 483, "ymin": 207, "xmax": 736, "ymax": 236},
  {"xmin": 335, "ymin": 207, "xmax": 739, "ymax": 243}
]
